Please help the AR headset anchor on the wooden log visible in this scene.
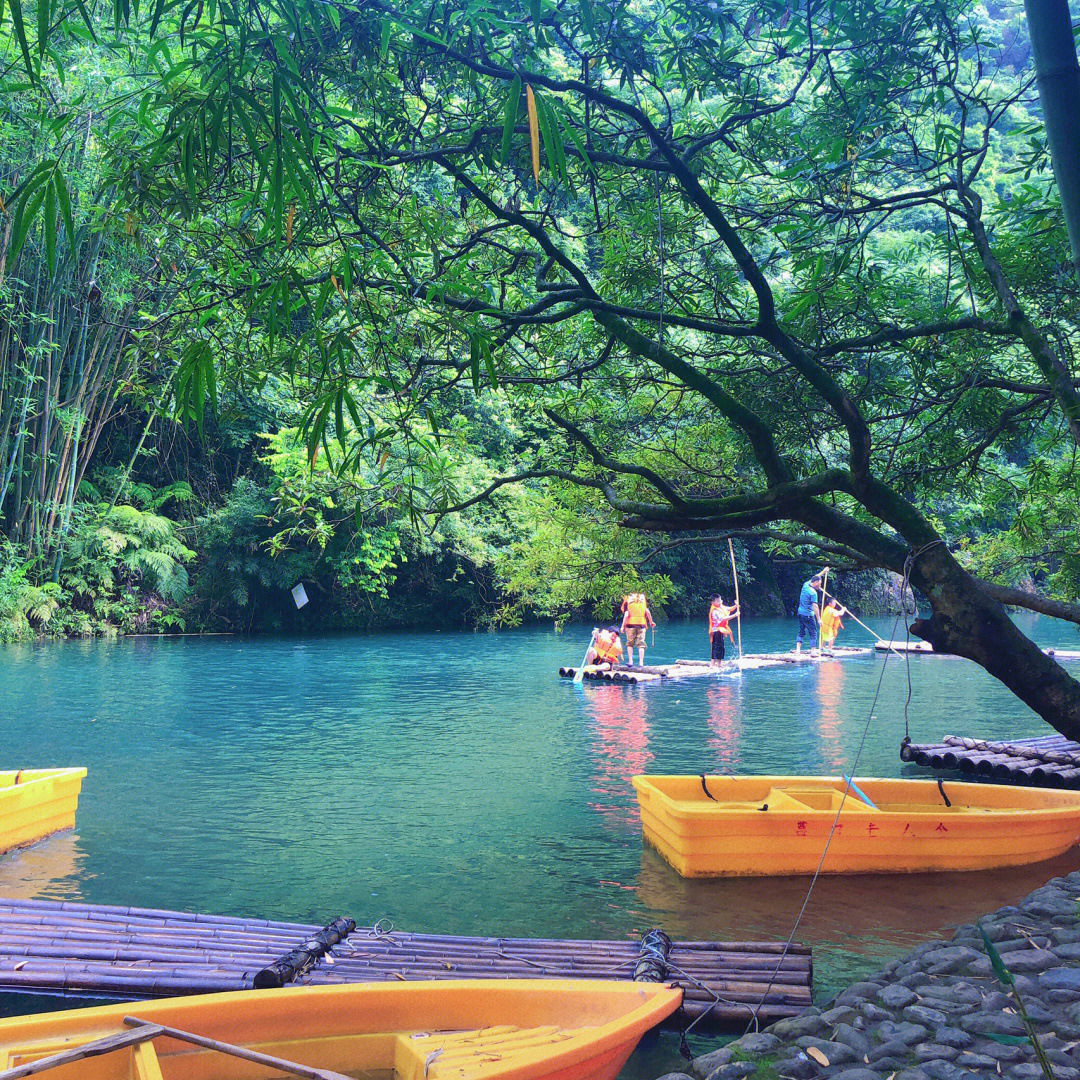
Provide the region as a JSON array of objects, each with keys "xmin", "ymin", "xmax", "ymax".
[
  {"xmin": 0, "ymin": 1024, "xmax": 166, "ymax": 1079},
  {"xmin": 124, "ymin": 1018, "xmax": 353, "ymax": 1080},
  {"xmin": 253, "ymin": 917, "xmax": 355, "ymax": 989}
]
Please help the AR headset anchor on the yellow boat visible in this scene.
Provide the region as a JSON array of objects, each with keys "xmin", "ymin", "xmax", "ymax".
[
  {"xmin": 0, "ymin": 769, "xmax": 87, "ymax": 856},
  {"xmin": 632, "ymin": 774, "xmax": 1080, "ymax": 877},
  {"xmin": 0, "ymin": 979, "xmax": 683, "ymax": 1080}
]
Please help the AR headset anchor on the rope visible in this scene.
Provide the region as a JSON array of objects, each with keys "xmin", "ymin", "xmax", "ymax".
[{"xmin": 737, "ymin": 545, "xmax": 932, "ymax": 1036}]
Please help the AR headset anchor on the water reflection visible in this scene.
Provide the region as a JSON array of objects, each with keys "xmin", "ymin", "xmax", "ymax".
[
  {"xmin": 634, "ymin": 843, "xmax": 1080, "ymax": 996},
  {"xmin": 0, "ymin": 833, "xmax": 87, "ymax": 900},
  {"xmin": 706, "ymin": 679, "xmax": 743, "ymax": 771},
  {"xmin": 585, "ymin": 684, "xmax": 652, "ymax": 824},
  {"xmin": 816, "ymin": 661, "xmax": 847, "ymax": 772}
]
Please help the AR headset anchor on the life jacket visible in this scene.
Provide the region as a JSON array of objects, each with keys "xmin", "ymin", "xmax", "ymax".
[
  {"xmin": 821, "ymin": 608, "xmax": 842, "ymax": 637},
  {"xmin": 709, "ymin": 603, "xmax": 732, "ymax": 635},
  {"xmin": 594, "ymin": 629, "xmax": 621, "ymax": 663},
  {"xmin": 625, "ymin": 595, "xmax": 649, "ymax": 625}
]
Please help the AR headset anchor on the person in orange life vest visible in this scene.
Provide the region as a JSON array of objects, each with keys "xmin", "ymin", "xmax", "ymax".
[
  {"xmin": 708, "ymin": 595, "xmax": 740, "ymax": 668},
  {"xmin": 619, "ymin": 593, "xmax": 655, "ymax": 667},
  {"xmin": 586, "ymin": 626, "xmax": 624, "ymax": 669},
  {"xmin": 820, "ymin": 600, "xmax": 845, "ymax": 656}
]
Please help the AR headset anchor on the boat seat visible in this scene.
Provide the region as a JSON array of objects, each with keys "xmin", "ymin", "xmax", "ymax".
[
  {"xmin": 777, "ymin": 787, "xmax": 878, "ymax": 813},
  {"xmin": 397, "ymin": 1025, "xmax": 583, "ymax": 1080}
]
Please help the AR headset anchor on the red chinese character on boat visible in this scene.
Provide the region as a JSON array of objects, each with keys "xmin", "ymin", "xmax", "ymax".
[
  {"xmin": 902, "ymin": 823, "xmax": 912, "ymax": 834},
  {"xmin": 796, "ymin": 820, "xmax": 807, "ymax": 836},
  {"xmin": 935, "ymin": 822, "xmax": 948, "ymax": 833},
  {"xmin": 867, "ymin": 822, "xmax": 879, "ymax": 835}
]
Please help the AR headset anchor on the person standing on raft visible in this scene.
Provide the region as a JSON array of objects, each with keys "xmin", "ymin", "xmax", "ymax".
[
  {"xmin": 708, "ymin": 595, "xmax": 739, "ymax": 669},
  {"xmin": 586, "ymin": 626, "xmax": 623, "ymax": 669},
  {"xmin": 819, "ymin": 599, "xmax": 845, "ymax": 656},
  {"xmin": 620, "ymin": 593, "xmax": 655, "ymax": 668},
  {"xmin": 794, "ymin": 570, "xmax": 827, "ymax": 655}
]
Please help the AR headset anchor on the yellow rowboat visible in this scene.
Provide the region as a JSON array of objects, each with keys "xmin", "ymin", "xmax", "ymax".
[
  {"xmin": 0, "ymin": 979, "xmax": 683, "ymax": 1080},
  {"xmin": 632, "ymin": 775, "xmax": 1080, "ymax": 877},
  {"xmin": 0, "ymin": 769, "xmax": 87, "ymax": 856}
]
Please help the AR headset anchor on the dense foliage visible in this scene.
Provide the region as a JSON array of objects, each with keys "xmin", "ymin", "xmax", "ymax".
[{"xmin": 3, "ymin": 0, "xmax": 1080, "ymax": 733}]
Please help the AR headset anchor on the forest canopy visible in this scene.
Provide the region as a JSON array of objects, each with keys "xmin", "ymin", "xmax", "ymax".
[{"xmin": 3, "ymin": 0, "xmax": 1080, "ymax": 731}]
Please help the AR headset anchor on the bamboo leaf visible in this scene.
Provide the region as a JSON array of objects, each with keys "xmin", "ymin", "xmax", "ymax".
[
  {"xmin": 978, "ymin": 924, "xmax": 1015, "ymax": 986},
  {"xmin": 500, "ymin": 74, "xmax": 521, "ymax": 166},
  {"xmin": 526, "ymin": 84, "xmax": 540, "ymax": 184},
  {"xmin": 8, "ymin": 0, "xmax": 36, "ymax": 79},
  {"xmin": 54, "ymin": 170, "xmax": 75, "ymax": 251},
  {"xmin": 37, "ymin": 0, "xmax": 50, "ymax": 56},
  {"xmin": 469, "ymin": 334, "xmax": 481, "ymax": 393},
  {"xmin": 43, "ymin": 178, "xmax": 56, "ymax": 275},
  {"xmin": 8, "ymin": 184, "xmax": 48, "ymax": 263}
]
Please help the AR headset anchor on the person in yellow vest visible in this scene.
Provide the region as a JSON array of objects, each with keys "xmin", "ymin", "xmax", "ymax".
[
  {"xmin": 619, "ymin": 593, "xmax": 655, "ymax": 667},
  {"xmin": 708, "ymin": 595, "xmax": 739, "ymax": 668},
  {"xmin": 820, "ymin": 599, "xmax": 845, "ymax": 656},
  {"xmin": 586, "ymin": 626, "xmax": 624, "ymax": 669}
]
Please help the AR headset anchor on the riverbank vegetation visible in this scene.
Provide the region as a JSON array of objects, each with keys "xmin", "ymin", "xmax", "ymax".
[{"xmin": 2, "ymin": 0, "xmax": 1080, "ymax": 732}]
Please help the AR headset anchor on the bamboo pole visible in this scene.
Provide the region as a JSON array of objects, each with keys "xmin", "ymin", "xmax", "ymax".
[
  {"xmin": 728, "ymin": 538, "xmax": 743, "ymax": 670},
  {"xmin": 0, "ymin": 1025, "xmax": 166, "ymax": 1079}
]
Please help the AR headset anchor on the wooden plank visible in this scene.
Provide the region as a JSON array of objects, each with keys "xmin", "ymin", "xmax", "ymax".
[{"xmin": 0, "ymin": 1024, "xmax": 165, "ymax": 1079}]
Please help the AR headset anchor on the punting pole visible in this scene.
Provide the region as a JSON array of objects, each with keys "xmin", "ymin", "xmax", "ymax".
[
  {"xmin": 817, "ymin": 567, "xmax": 829, "ymax": 653},
  {"xmin": 820, "ymin": 585, "xmax": 888, "ymax": 646},
  {"xmin": 573, "ymin": 629, "xmax": 597, "ymax": 684},
  {"xmin": 728, "ymin": 538, "xmax": 743, "ymax": 672}
]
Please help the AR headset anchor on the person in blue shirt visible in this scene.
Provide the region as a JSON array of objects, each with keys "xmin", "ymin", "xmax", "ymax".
[{"xmin": 794, "ymin": 570, "xmax": 826, "ymax": 654}]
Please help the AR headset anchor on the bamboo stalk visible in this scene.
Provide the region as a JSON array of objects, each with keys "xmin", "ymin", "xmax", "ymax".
[{"xmin": 0, "ymin": 1024, "xmax": 166, "ymax": 1079}]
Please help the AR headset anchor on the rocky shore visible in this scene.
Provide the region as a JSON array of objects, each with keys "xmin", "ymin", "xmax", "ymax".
[{"xmin": 667, "ymin": 871, "xmax": 1080, "ymax": 1080}]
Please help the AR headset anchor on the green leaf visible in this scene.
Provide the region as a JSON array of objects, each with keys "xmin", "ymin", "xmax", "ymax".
[
  {"xmin": 37, "ymin": 0, "xmax": 50, "ymax": 56},
  {"xmin": 974, "ymin": 1033, "xmax": 1029, "ymax": 1046},
  {"xmin": 469, "ymin": 334, "xmax": 481, "ymax": 393},
  {"xmin": 43, "ymin": 178, "xmax": 56, "ymax": 275},
  {"xmin": 978, "ymin": 924, "xmax": 1015, "ymax": 986},
  {"xmin": 8, "ymin": 184, "xmax": 48, "ymax": 264},
  {"xmin": 8, "ymin": 0, "xmax": 36, "ymax": 79},
  {"xmin": 500, "ymin": 74, "xmax": 521, "ymax": 167},
  {"xmin": 54, "ymin": 170, "xmax": 75, "ymax": 251},
  {"xmin": 579, "ymin": 0, "xmax": 594, "ymax": 33}
]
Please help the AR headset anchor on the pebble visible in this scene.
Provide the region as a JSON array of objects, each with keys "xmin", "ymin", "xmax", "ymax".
[
  {"xmin": 829, "ymin": 1023, "xmax": 871, "ymax": 1056},
  {"xmin": 902, "ymin": 1005, "xmax": 948, "ymax": 1027},
  {"xmin": 877, "ymin": 1021, "xmax": 929, "ymax": 1044},
  {"xmin": 996, "ymin": 949, "xmax": 1059, "ymax": 973},
  {"xmin": 793, "ymin": 1036, "xmax": 857, "ymax": 1065},
  {"xmin": 1038, "ymin": 968, "xmax": 1080, "ymax": 991},
  {"xmin": 820, "ymin": 1007, "xmax": 858, "ymax": 1027},
  {"xmin": 877, "ymin": 985, "xmax": 919, "ymax": 1009},
  {"xmin": 738, "ymin": 1034, "xmax": 783, "ymax": 1056},
  {"xmin": 830, "ymin": 1070, "xmax": 881, "ymax": 1080},
  {"xmin": 930, "ymin": 1026, "xmax": 973, "ymax": 1049},
  {"xmin": 691, "ymin": 1048, "xmax": 733, "ymax": 1078},
  {"xmin": 773, "ymin": 1054, "xmax": 814, "ymax": 1079},
  {"xmin": 835, "ymin": 983, "xmax": 884, "ymax": 1008},
  {"xmin": 913, "ymin": 1043, "xmax": 958, "ymax": 1062},
  {"xmin": 960, "ymin": 1012, "xmax": 1026, "ymax": 1037},
  {"xmin": 709, "ymin": 1064, "xmax": 757, "ymax": 1080}
]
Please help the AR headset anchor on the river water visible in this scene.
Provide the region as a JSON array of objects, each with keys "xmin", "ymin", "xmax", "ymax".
[{"xmin": 3, "ymin": 614, "xmax": 1080, "ymax": 1023}]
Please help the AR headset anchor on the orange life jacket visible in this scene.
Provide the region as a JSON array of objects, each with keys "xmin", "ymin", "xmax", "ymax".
[
  {"xmin": 709, "ymin": 603, "xmax": 732, "ymax": 635},
  {"xmin": 625, "ymin": 596, "xmax": 649, "ymax": 625},
  {"xmin": 594, "ymin": 630, "xmax": 622, "ymax": 663}
]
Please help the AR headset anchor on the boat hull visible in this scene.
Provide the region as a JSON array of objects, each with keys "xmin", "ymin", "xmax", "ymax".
[
  {"xmin": 0, "ymin": 768, "xmax": 87, "ymax": 855},
  {"xmin": 0, "ymin": 978, "xmax": 683, "ymax": 1080},
  {"xmin": 632, "ymin": 775, "xmax": 1080, "ymax": 876}
]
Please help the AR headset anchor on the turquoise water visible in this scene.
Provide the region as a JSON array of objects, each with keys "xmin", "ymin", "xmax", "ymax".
[{"xmin": 3, "ymin": 614, "xmax": 1080, "ymax": 1019}]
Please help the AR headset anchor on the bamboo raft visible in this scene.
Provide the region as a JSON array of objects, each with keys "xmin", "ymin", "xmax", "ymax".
[
  {"xmin": 559, "ymin": 647, "xmax": 871, "ymax": 683},
  {"xmin": 878, "ymin": 641, "xmax": 1080, "ymax": 660},
  {"xmin": 901, "ymin": 734, "xmax": 1080, "ymax": 788},
  {"xmin": 0, "ymin": 898, "xmax": 813, "ymax": 1032}
]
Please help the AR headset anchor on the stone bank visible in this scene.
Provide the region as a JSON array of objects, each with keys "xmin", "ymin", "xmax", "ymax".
[{"xmin": 660, "ymin": 871, "xmax": 1080, "ymax": 1080}]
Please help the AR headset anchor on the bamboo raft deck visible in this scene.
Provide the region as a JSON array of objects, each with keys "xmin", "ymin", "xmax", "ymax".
[
  {"xmin": 0, "ymin": 897, "xmax": 813, "ymax": 1032},
  {"xmin": 560, "ymin": 647, "xmax": 872, "ymax": 683},
  {"xmin": 900, "ymin": 734, "xmax": 1080, "ymax": 788},
  {"xmin": 877, "ymin": 641, "xmax": 1080, "ymax": 660}
]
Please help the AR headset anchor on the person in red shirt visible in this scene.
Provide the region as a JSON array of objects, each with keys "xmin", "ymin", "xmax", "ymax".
[{"xmin": 708, "ymin": 595, "xmax": 739, "ymax": 668}]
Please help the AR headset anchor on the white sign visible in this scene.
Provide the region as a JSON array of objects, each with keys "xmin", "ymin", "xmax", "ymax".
[{"xmin": 292, "ymin": 582, "xmax": 309, "ymax": 609}]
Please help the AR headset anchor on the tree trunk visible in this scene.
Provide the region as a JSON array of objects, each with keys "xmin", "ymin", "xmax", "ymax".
[
  {"xmin": 1024, "ymin": 0, "xmax": 1080, "ymax": 280},
  {"xmin": 908, "ymin": 544, "xmax": 1080, "ymax": 740}
]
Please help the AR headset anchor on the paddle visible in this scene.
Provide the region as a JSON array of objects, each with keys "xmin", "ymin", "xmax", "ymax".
[
  {"xmin": 819, "ymin": 586, "xmax": 890, "ymax": 647},
  {"xmin": 817, "ymin": 567, "xmax": 829, "ymax": 654},
  {"xmin": 123, "ymin": 1018, "xmax": 354, "ymax": 1080},
  {"xmin": 573, "ymin": 629, "xmax": 598, "ymax": 683},
  {"xmin": 728, "ymin": 539, "xmax": 743, "ymax": 674}
]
